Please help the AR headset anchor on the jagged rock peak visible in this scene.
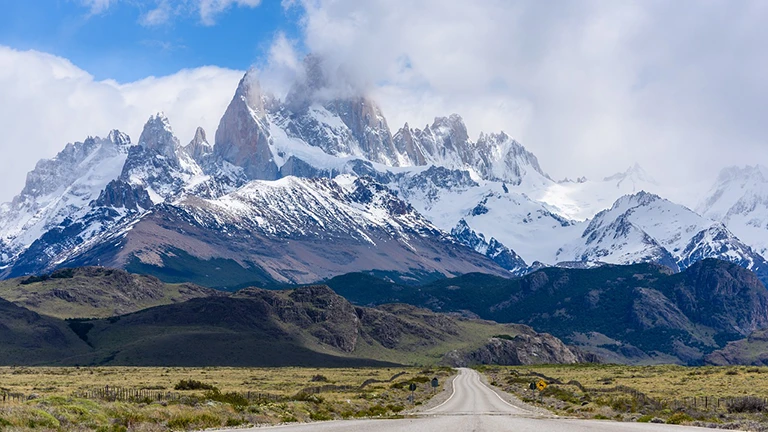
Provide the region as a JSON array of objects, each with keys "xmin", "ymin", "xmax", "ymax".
[
  {"xmin": 107, "ymin": 130, "xmax": 131, "ymax": 146},
  {"xmin": 234, "ymin": 69, "xmax": 268, "ymax": 118},
  {"xmin": 138, "ymin": 112, "xmax": 180, "ymax": 161},
  {"xmin": 93, "ymin": 179, "xmax": 153, "ymax": 211},
  {"xmin": 184, "ymin": 126, "xmax": 212, "ymax": 161},
  {"xmin": 214, "ymin": 70, "xmax": 278, "ymax": 180},
  {"xmin": 431, "ymin": 114, "xmax": 469, "ymax": 142},
  {"xmin": 609, "ymin": 190, "xmax": 662, "ymax": 210}
]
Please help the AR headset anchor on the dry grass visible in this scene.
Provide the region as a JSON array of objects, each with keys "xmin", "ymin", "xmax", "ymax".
[
  {"xmin": 506, "ymin": 364, "xmax": 768, "ymax": 399},
  {"xmin": 481, "ymin": 364, "xmax": 768, "ymax": 429},
  {"xmin": 0, "ymin": 366, "xmax": 412, "ymax": 396},
  {"xmin": 0, "ymin": 366, "xmax": 454, "ymax": 431}
]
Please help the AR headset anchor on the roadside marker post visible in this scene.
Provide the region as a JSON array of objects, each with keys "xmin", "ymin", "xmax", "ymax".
[{"xmin": 409, "ymin": 382, "xmax": 417, "ymax": 404}]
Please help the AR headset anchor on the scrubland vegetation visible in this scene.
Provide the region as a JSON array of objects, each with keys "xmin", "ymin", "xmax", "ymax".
[
  {"xmin": 0, "ymin": 366, "xmax": 452, "ymax": 431},
  {"xmin": 482, "ymin": 364, "xmax": 768, "ymax": 430}
]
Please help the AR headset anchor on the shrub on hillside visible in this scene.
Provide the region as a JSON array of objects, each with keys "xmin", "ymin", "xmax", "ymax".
[
  {"xmin": 174, "ymin": 380, "xmax": 217, "ymax": 391},
  {"xmin": 727, "ymin": 397, "xmax": 766, "ymax": 413}
]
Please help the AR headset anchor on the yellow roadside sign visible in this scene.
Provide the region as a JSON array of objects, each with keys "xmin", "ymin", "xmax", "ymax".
[{"xmin": 536, "ymin": 379, "xmax": 547, "ymax": 391}]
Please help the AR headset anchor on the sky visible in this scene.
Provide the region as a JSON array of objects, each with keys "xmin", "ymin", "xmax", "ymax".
[{"xmin": 0, "ymin": 0, "xmax": 766, "ymax": 204}]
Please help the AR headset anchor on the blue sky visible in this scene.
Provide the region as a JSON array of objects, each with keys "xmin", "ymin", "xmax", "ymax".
[{"xmin": 0, "ymin": 0, "xmax": 301, "ymax": 82}]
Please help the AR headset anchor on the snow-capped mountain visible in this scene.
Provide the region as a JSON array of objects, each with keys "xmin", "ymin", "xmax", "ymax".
[
  {"xmin": 122, "ymin": 113, "xmax": 204, "ymax": 202},
  {"xmin": 557, "ymin": 191, "xmax": 768, "ymax": 279},
  {"xmin": 1, "ymin": 54, "xmax": 767, "ymax": 287},
  {"xmin": 212, "ymin": 56, "xmax": 552, "ymax": 189},
  {"xmin": 29, "ymin": 176, "xmax": 509, "ymax": 284},
  {"xmin": 697, "ymin": 165, "xmax": 768, "ymax": 259},
  {"xmin": 0, "ymin": 131, "xmax": 130, "ymax": 263}
]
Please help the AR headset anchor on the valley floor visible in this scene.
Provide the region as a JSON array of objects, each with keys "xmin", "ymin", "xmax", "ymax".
[
  {"xmin": 2, "ymin": 365, "xmax": 767, "ymax": 431},
  {"xmin": 223, "ymin": 369, "xmax": 723, "ymax": 432}
]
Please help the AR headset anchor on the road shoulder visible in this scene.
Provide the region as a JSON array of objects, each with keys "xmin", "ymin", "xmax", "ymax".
[
  {"xmin": 408, "ymin": 370, "xmax": 458, "ymax": 413},
  {"xmin": 476, "ymin": 368, "xmax": 556, "ymax": 417}
]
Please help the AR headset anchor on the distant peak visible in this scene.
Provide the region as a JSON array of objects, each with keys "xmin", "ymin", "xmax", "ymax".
[
  {"xmin": 107, "ymin": 130, "xmax": 131, "ymax": 146},
  {"xmin": 431, "ymin": 114, "xmax": 468, "ymax": 134},
  {"xmin": 558, "ymin": 176, "xmax": 587, "ymax": 184},
  {"xmin": 612, "ymin": 190, "xmax": 662, "ymax": 209},
  {"xmin": 604, "ymin": 163, "xmax": 656, "ymax": 185},
  {"xmin": 716, "ymin": 165, "xmax": 768, "ymax": 184},
  {"xmin": 193, "ymin": 126, "xmax": 207, "ymax": 144},
  {"xmin": 184, "ymin": 126, "xmax": 212, "ymax": 161},
  {"xmin": 138, "ymin": 113, "xmax": 180, "ymax": 159}
]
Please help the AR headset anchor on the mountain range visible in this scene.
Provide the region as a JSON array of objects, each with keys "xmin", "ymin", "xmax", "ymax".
[
  {"xmin": 0, "ymin": 267, "xmax": 585, "ymax": 367},
  {"xmin": 321, "ymin": 259, "xmax": 768, "ymax": 365},
  {"xmin": 1, "ymin": 54, "xmax": 768, "ymax": 289}
]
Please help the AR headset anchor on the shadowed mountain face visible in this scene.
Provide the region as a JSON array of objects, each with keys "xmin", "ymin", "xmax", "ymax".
[
  {"xmin": 322, "ymin": 259, "xmax": 768, "ymax": 365},
  {"xmin": 0, "ymin": 297, "xmax": 91, "ymax": 365},
  {"xmin": 0, "ymin": 281, "xmax": 584, "ymax": 367}
]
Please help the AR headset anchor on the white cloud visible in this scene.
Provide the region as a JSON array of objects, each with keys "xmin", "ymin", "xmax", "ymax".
[
  {"xmin": 79, "ymin": 0, "xmax": 117, "ymax": 15},
  {"xmin": 140, "ymin": 1, "xmax": 173, "ymax": 26},
  {"xmin": 280, "ymin": 0, "xmax": 768, "ymax": 198},
  {"xmin": 0, "ymin": 46, "xmax": 243, "ymax": 202},
  {"xmin": 77, "ymin": 0, "xmax": 263, "ymax": 25},
  {"xmin": 198, "ymin": 0, "xmax": 262, "ymax": 25}
]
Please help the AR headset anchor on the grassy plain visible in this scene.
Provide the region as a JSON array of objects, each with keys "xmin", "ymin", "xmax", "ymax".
[
  {"xmin": 482, "ymin": 364, "xmax": 768, "ymax": 429},
  {"xmin": 0, "ymin": 366, "xmax": 452, "ymax": 431}
]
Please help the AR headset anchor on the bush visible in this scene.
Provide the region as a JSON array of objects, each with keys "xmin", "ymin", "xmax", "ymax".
[
  {"xmin": 204, "ymin": 390, "xmax": 249, "ymax": 407},
  {"xmin": 309, "ymin": 411, "xmax": 333, "ymax": 421},
  {"xmin": 311, "ymin": 375, "xmax": 329, "ymax": 382},
  {"xmin": 637, "ymin": 414, "xmax": 654, "ymax": 423},
  {"xmin": 542, "ymin": 386, "xmax": 581, "ymax": 404},
  {"xmin": 727, "ymin": 397, "xmax": 766, "ymax": 413},
  {"xmin": 594, "ymin": 414, "xmax": 609, "ymax": 420},
  {"xmin": 725, "ymin": 370, "xmax": 739, "ymax": 376},
  {"xmin": 225, "ymin": 417, "xmax": 247, "ymax": 427},
  {"xmin": 168, "ymin": 413, "xmax": 221, "ymax": 430},
  {"xmin": 609, "ymin": 397, "xmax": 640, "ymax": 413},
  {"xmin": 174, "ymin": 380, "xmax": 217, "ymax": 391},
  {"xmin": 666, "ymin": 412, "xmax": 693, "ymax": 425}
]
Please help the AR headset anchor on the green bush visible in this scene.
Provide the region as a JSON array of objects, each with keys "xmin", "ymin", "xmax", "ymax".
[
  {"xmin": 594, "ymin": 414, "xmax": 609, "ymax": 420},
  {"xmin": 204, "ymin": 390, "xmax": 249, "ymax": 407},
  {"xmin": 666, "ymin": 412, "xmax": 693, "ymax": 425},
  {"xmin": 637, "ymin": 414, "xmax": 654, "ymax": 423},
  {"xmin": 25, "ymin": 409, "xmax": 61, "ymax": 429},
  {"xmin": 174, "ymin": 379, "xmax": 217, "ymax": 391},
  {"xmin": 542, "ymin": 386, "xmax": 581, "ymax": 404},
  {"xmin": 225, "ymin": 417, "xmax": 247, "ymax": 427},
  {"xmin": 309, "ymin": 411, "xmax": 333, "ymax": 421},
  {"xmin": 609, "ymin": 397, "xmax": 640, "ymax": 413}
]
